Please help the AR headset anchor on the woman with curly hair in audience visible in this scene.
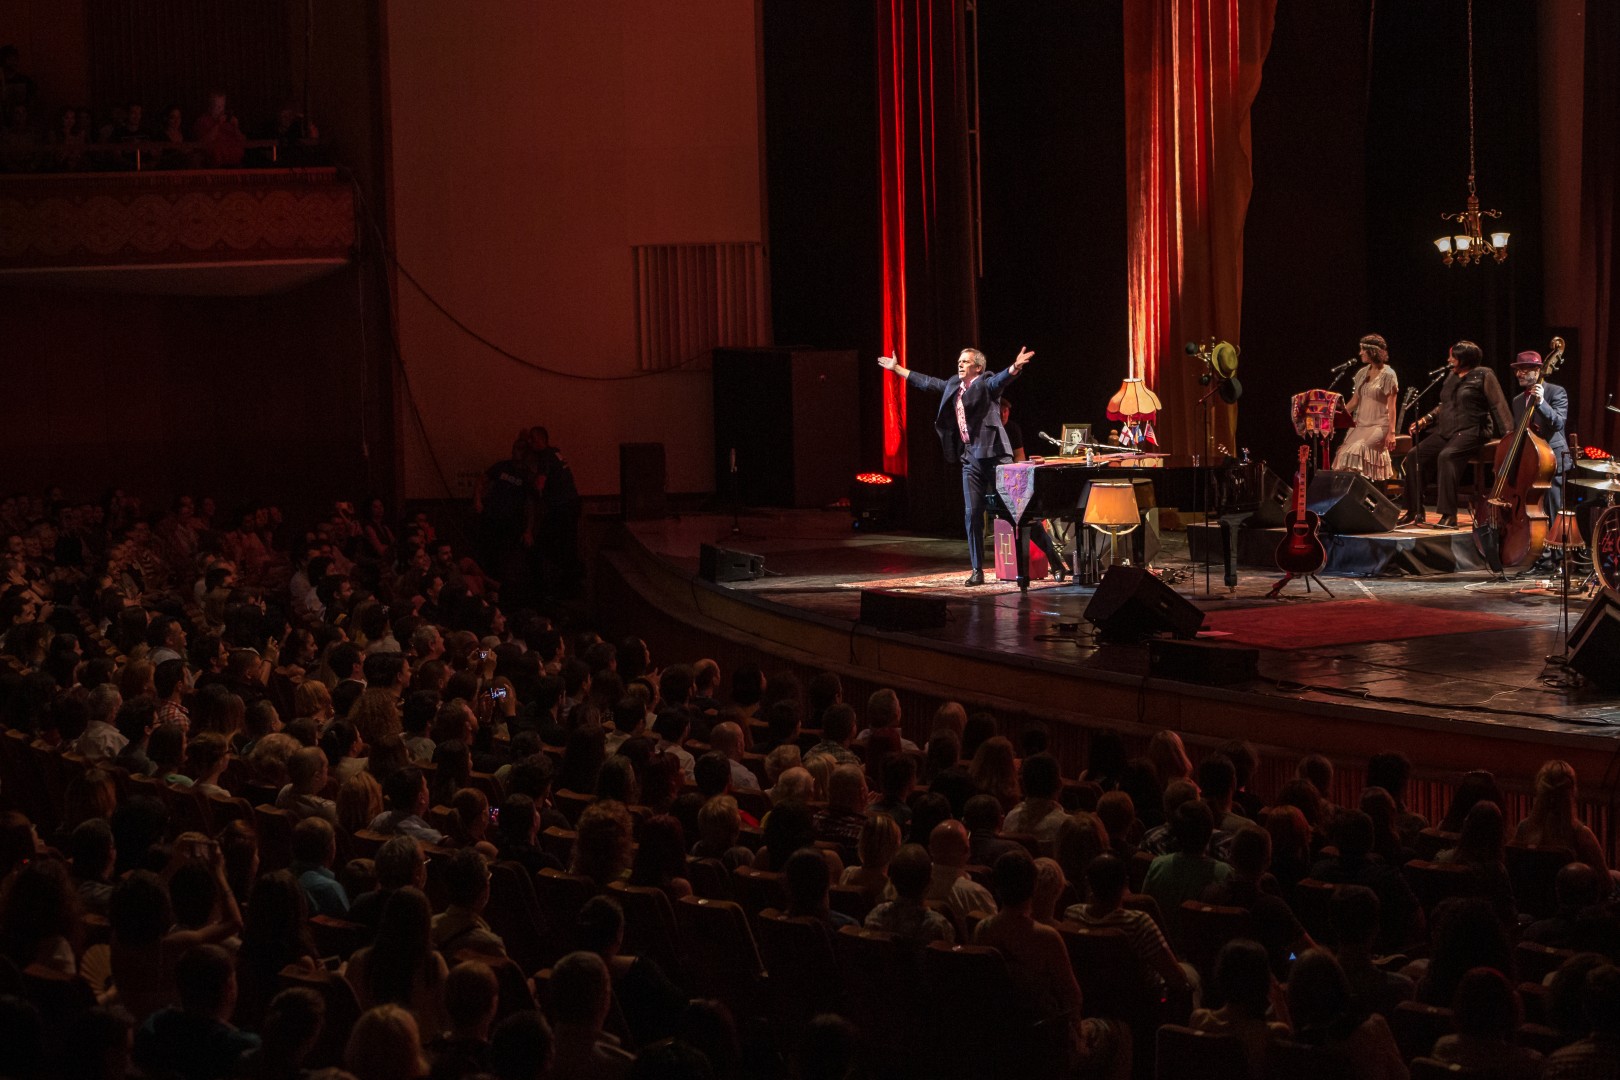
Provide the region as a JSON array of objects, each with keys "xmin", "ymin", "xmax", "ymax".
[
  {"xmin": 1285, "ymin": 949, "xmax": 1407, "ymax": 1080},
  {"xmin": 234, "ymin": 870, "xmax": 319, "ymax": 1029},
  {"xmin": 573, "ymin": 800, "xmax": 635, "ymax": 888},
  {"xmin": 1514, "ymin": 759, "xmax": 1613, "ymax": 881},
  {"xmin": 345, "ymin": 886, "xmax": 448, "ymax": 1033},
  {"xmin": 348, "ymin": 687, "xmax": 402, "ymax": 750},
  {"xmin": 336, "ymin": 771, "xmax": 385, "ymax": 836},
  {"xmin": 969, "ymin": 735, "xmax": 1021, "ymax": 813},
  {"xmin": 629, "ymin": 814, "xmax": 693, "ymax": 901}
]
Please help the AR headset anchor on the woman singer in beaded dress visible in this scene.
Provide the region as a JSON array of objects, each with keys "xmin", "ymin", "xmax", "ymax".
[{"xmin": 1333, "ymin": 334, "xmax": 1399, "ymax": 480}]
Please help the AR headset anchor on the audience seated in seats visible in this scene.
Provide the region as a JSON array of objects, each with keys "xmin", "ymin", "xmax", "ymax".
[
  {"xmin": 1284, "ymin": 950, "xmax": 1408, "ymax": 1080},
  {"xmin": 925, "ymin": 819, "xmax": 998, "ymax": 924},
  {"xmin": 812, "ymin": 763, "xmax": 868, "ymax": 864},
  {"xmin": 707, "ymin": 721, "xmax": 760, "ymax": 793},
  {"xmin": 1439, "ymin": 769, "xmax": 1506, "ymax": 835},
  {"xmin": 345, "ymin": 1003, "xmax": 429, "ymax": 1080},
  {"xmin": 1003, "ymin": 752, "xmax": 1067, "ymax": 846},
  {"xmin": 1365, "ymin": 751, "xmax": 1427, "ymax": 845},
  {"xmin": 347, "ymin": 834, "xmax": 427, "ymax": 929},
  {"xmin": 431, "ymin": 848, "xmax": 507, "ymax": 959},
  {"xmin": 1542, "ymin": 962, "xmax": 1620, "ymax": 1080},
  {"xmin": 807, "ymin": 702, "xmax": 860, "ymax": 767},
  {"xmin": 976, "ymin": 849, "xmax": 1128, "ymax": 1078},
  {"xmin": 629, "ymin": 813, "xmax": 693, "ymax": 901},
  {"xmin": 1310, "ymin": 809, "xmax": 1423, "ymax": 954},
  {"xmin": 289, "ymin": 816, "xmax": 348, "ymax": 917},
  {"xmin": 337, "ymin": 770, "xmax": 384, "ymax": 836},
  {"xmin": 1406, "ymin": 896, "xmax": 1515, "ymax": 1009},
  {"xmin": 840, "ymin": 812, "xmax": 902, "ymax": 902},
  {"xmin": 855, "ymin": 688, "xmax": 918, "ymax": 753},
  {"xmin": 867, "ymin": 752, "xmax": 915, "ymax": 830},
  {"xmin": 573, "ymin": 799, "xmax": 635, "ymax": 889},
  {"xmin": 1201, "ymin": 826, "xmax": 1313, "ymax": 975},
  {"xmin": 1143, "ymin": 800, "xmax": 1232, "ymax": 949},
  {"xmin": 133, "ymin": 943, "xmax": 261, "ymax": 1080},
  {"xmin": 1054, "ymin": 812, "xmax": 1110, "ymax": 904},
  {"xmin": 864, "ymin": 843, "xmax": 956, "ymax": 945},
  {"xmin": 109, "ymin": 851, "xmax": 244, "ymax": 1023},
  {"xmin": 1435, "ymin": 799, "xmax": 1518, "ymax": 925},
  {"xmin": 346, "ymin": 886, "xmax": 449, "ymax": 1033},
  {"xmin": 426, "ymin": 960, "xmax": 498, "ymax": 1079},
  {"xmin": 68, "ymin": 818, "xmax": 118, "ymax": 915},
  {"xmin": 963, "ymin": 793, "xmax": 1023, "ymax": 868},
  {"xmin": 1515, "ymin": 760, "xmax": 1614, "ymax": 881},
  {"xmin": 1141, "ymin": 779, "xmax": 1205, "ymax": 857},
  {"xmin": 1031, "ymin": 857, "xmax": 1068, "ymax": 925},
  {"xmin": 1068, "ymin": 852, "xmax": 1194, "ymax": 996},
  {"xmin": 494, "ymin": 793, "xmax": 563, "ymax": 875},
  {"xmin": 240, "ymin": 986, "xmax": 325, "ymax": 1080},
  {"xmin": 550, "ymin": 950, "xmax": 636, "ymax": 1080},
  {"xmin": 1187, "ymin": 938, "xmax": 1287, "ymax": 1080},
  {"xmin": 575, "ymin": 895, "xmax": 685, "ymax": 1048},
  {"xmin": 969, "ymin": 735, "xmax": 1021, "ymax": 813},
  {"xmin": 1429, "ymin": 966, "xmax": 1543, "ymax": 1080},
  {"xmin": 923, "ymin": 729, "xmax": 974, "ymax": 816},
  {"xmin": 1523, "ymin": 862, "xmax": 1620, "ymax": 956},
  {"xmin": 770, "ymin": 764, "xmax": 816, "ymax": 808},
  {"xmin": 234, "ymin": 870, "xmax": 319, "ymax": 1031},
  {"xmin": 1331, "ymin": 884, "xmax": 1417, "ymax": 1019},
  {"xmin": 690, "ymin": 794, "xmax": 753, "ymax": 869},
  {"xmin": 760, "ymin": 799, "xmax": 841, "ymax": 877},
  {"xmin": 369, "ymin": 766, "xmax": 445, "ymax": 845},
  {"xmin": 784, "ymin": 846, "xmax": 860, "ymax": 930}
]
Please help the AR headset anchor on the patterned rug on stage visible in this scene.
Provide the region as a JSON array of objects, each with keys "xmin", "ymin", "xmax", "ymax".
[
  {"xmin": 1200, "ymin": 598, "xmax": 1525, "ymax": 650},
  {"xmin": 834, "ymin": 571, "xmax": 1066, "ymax": 596}
]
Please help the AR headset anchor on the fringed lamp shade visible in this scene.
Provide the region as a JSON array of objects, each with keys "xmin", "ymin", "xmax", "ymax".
[{"xmin": 1106, "ymin": 378, "xmax": 1163, "ymax": 423}]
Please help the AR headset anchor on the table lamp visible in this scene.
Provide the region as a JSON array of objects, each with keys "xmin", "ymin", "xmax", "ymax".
[{"xmin": 1083, "ymin": 482, "xmax": 1140, "ymax": 567}]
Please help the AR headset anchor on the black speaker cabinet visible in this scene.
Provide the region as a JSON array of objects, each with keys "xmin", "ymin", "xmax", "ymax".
[
  {"xmin": 1148, "ymin": 638, "xmax": 1260, "ymax": 685},
  {"xmin": 619, "ymin": 442, "xmax": 667, "ymax": 520},
  {"xmin": 1307, "ymin": 469, "xmax": 1400, "ymax": 534},
  {"xmin": 1084, "ymin": 565, "xmax": 1205, "ymax": 643},
  {"xmin": 698, "ymin": 544, "xmax": 765, "ymax": 583},
  {"xmin": 713, "ymin": 348, "xmax": 859, "ymax": 508},
  {"xmin": 860, "ymin": 589, "xmax": 949, "ymax": 631},
  {"xmin": 1568, "ymin": 588, "xmax": 1620, "ymax": 689}
]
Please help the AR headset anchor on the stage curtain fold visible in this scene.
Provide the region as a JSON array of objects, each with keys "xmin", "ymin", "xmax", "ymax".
[
  {"xmin": 1577, "ymin": 2, "xmax": 1620, "ymax": 450},
  {"xmin": 876, "ymin": 0, "xmax": 976, "ymax": 482},
  {"xmin": 1125, "ymin": 0, "xmax": 1276, "ymax": 459}
]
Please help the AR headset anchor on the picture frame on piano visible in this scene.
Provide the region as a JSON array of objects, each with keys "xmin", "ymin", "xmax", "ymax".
[{"xmin": 1060, "ymin": 424, "xmax": 1092, "ymax": 456}]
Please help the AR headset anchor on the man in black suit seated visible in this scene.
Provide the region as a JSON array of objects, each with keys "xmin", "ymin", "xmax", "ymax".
[
  {"xmin": 1509, "ymin": 350, "xmax": 1572, "ymax": 568},
  {"xmin": 879, "ymin": 346, "xmax": 1045, "ymax": 585}
]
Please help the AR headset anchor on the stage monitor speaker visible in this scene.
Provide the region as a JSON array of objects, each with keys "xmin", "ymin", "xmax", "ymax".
[
  {"xmin": 1245, "ymin": 465, "xmax": 1292, "ymax": 529},
  {"xmin": 1567, "ymin": 587, "xmax": 1620, "ymax": 689},
  {"xmin": 860, "ymin": 589, "xmax": 949, "ymax": 631},
  {"xmin": 1084, "ymin": 565, "xmax": 1205, "ymax": 643},
  {"xmin": 619, "ymin": 442, "xmax": 667, "ymax": 520},
  {"xmin": 1307, "ymin": 469, "xmax": 1400, "ymax": 534},
  {"xmin": 713, "ymin": 348, "xmax": 859, "ymax": 508},
  {"xmin": 698, "ymin": 543, "xmax": 765, "ymax": 583}
]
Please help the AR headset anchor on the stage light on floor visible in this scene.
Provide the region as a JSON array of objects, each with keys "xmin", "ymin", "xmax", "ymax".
[{"xmin": 851, "ymin": 472, "xmax": 901, "ymax": 530}]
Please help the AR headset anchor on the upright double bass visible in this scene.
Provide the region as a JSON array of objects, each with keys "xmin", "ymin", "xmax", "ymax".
[{"xmin": 1471, "ymin": 337, "xmax": 1566, "ymax": 572}]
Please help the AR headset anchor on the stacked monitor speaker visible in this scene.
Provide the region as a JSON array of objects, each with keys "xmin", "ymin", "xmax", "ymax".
[
  {"xmin": 698, "ymin": 544, "xmax": 765, "ymax": 583},
  {"xmin": 1306, "ymin": 469, "xmax": 1400, "ymax": 534},
  {"xmin": 1083, "ymin": 565, "xmax": 1205, "ymax": 644},
  {"xmin": 1567, "ymin": 588, "xmax": 1620, "ymax": 690}
]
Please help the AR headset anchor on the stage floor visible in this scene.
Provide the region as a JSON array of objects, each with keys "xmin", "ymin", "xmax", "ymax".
[{"xmin": 628, "ymin": 509, "xmax": 1619, "ymax": 736}]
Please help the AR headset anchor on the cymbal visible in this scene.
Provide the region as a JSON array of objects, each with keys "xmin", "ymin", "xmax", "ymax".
[
  {"xmin": 1576, "ymin": 459, "xmax": 1620, "ymax": 475},
  {"xmin": 1608, "ymin": 404, "xmax": 1620, "ymax": 414},
  {"xmin": 1570, "ymin": 476, "xmax": 1620, "ymax": 492}
]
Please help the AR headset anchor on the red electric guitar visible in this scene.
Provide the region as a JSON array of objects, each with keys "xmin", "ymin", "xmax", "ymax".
[{"xmin": 1275, "ymin": 444, "xmax": 1326, "ymax": 575}]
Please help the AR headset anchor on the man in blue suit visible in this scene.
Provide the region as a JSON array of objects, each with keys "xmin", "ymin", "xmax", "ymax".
[
  {"xmin": 879, "ymin": 346, "xmax": 1038, "ymax": 585},
  {"xmin": 1509, "ymin": 350, "xmax": 1571, "ymax": 522}
]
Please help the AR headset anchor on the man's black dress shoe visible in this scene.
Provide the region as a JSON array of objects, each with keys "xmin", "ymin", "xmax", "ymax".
[
  {"xmin": 1051, "ymin": 560, "xmax": 1071, "ymax": 582},
  {"xmin": 1436, "ymin": 515, "xmax": 1458, "ymax": 529},
  {"xmin": 1395, "ymin": 510, "xmax": 1424, "ymax": 527},
  {"xmin": 964, "ymin": 569, "xmax": 985, "ymax": 586}
]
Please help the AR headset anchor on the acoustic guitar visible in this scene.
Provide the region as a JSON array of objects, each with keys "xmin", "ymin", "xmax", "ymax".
[{"xmin": 1275, "ymin": 444, "xmax": 1327, "ymax": 574}]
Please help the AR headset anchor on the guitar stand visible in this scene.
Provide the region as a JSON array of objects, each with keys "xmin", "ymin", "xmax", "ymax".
[{"xmin": 1266, "ymin": 571, "xmax": 1335, "ymax": 600}]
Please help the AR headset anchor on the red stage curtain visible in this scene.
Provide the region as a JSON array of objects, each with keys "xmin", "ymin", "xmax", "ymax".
[
  {"xmin": 1577, "ymin": 2, "xmax": 1620, "ymax": 449},
  {"xmin": 1124, "ymin": 0, "xmax": 1276, "ymax": 459},
  {"xmin": 876, "ymin": 0, "xmax": 976, "ymax": 480}
]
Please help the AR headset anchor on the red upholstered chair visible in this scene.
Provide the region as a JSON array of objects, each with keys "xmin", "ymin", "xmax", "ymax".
[
  {"xmin": 1129, "ymin": 849, "xmax": 1156, "ymax": 893},
  {"xmin": 1504, "ymin": 844, "xmax": 1576, "ymax": 919},
  {"xmin": 923, "ymin": 942, "xmax": 1067, "ymax": 1080},
  {"xmin": 253, "ymin": 804, "xmax": 296, "ymax": 872},
  {"xmin": 1266, "ymin": 1039, "xmax": 1353, "ymax": 1080},
  {"xmin": 756, "ymin": 910, "xmax": 843, "ymax": 1030},
  {"xmin": 487, "ymin": 860, "xmax": 554, "ymax": 973},
  {"xmin": 278, "ymin": 965, "xmax": 361, "ymax": 1068},
  {"xmin": 1514, "ymin": 940, "xmax": 1580, "ymax": 984},
  {"xmin": 731, "ymin": 865, "xmax": 790, "ymax": 925},
  {"xmin": 309, "ymin": 915, "xmax": 368, "ymax": 961},
  {"xmin": 539, "ymin": 826, "xmax": 576, "ymax": 864},
  {"xmin": 828, "ymin": 884, "xmax": 875, "ymax": 923},
  {"xmin": 833, "ymin": 926, "xmax": 926, "ymax": 1074},
  {"xmin": 1409, "ymin": 1059, "xmax": 1490, "ymax": 1080},
  {"xmin": 1178, "ymin": 901, "xmax": 1252, "ymax": 982},
  {"xmin": 675, "ymin": 897, "xmax": 766, "ymax": 1018},
  {"xmin": 1058, "ymin": 922, "xmax": 1162, "ymax": 1026},
  {"xmin": 553, "ymin": 789, "xmax": 593, "ymax": 825},
  {"xmin": 606, "ymin": 881, "xmax": 684, "ymax": 981},
  {"xmin": 1289, "ymin": 878, "xmax": 1339, "ymax": 946},
  {"xmin": 685, "ymin": 856, "xmax": 733, "ymax": 901},
  {"xmin": 1155, "ymin": 1024, "xmax": 1249, "ymax": 1080},
  {"xmin": 1414, "ymin": 828, "xmax": 1460, "ymax": 860},
  {"xmin": 1402, "ymin": 859, "xmax": 1485, "ymax": 914},
  {"xmin": 534, "ymin": 868, "xmax": 597, "ymax": 932}
]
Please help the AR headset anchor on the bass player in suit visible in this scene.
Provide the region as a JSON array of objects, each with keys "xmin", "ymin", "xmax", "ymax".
[
  {"xmin": 1509, "ymin": 350, "xmax": 1571, "ymax": 567},
  {"xmin": 879, "ymin": 346, "xmax": 1056, "ymax": 585}
]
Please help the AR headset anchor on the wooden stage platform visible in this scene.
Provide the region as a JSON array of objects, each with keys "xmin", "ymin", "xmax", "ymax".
[{"xmin": 596, "ymin": 510, "xmax": 1620, "ymax": 856}]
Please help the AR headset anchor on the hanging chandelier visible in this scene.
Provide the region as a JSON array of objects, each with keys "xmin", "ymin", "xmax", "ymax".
[{"xmin": 1434, "ymin": 0, "xmax": 1508, "ymax": 267}]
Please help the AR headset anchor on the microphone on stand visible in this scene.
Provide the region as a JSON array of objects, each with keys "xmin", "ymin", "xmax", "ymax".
[
  {"xmin": 1425, "ymin": 364, "xmax": 1450, "ymax": 378},
  {"xmin": 1330, "ymin": 357, "xmax": 1358, "ymax": 374},
  {"xmin": 1036, "ymin": 431, "xmax": 1065, "ymax": 450}
]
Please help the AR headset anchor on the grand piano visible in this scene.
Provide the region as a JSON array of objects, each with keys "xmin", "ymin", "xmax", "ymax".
[{"xmin": 993, "ymin": 454, "xmax": 1270, "ymax": 591}]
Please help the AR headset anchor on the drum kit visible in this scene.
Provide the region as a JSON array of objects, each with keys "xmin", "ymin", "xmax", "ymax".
[{"xmin": 1573, "ymin": 457, "xmax": 1620, "ymax": 592}]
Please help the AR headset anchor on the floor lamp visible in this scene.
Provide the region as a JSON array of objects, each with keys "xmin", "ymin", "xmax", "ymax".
[
  {"xmin": 1547, "ymin": 509, "xmax": 1582, "ymax": 666},
  {"xmin": 1084, "ymin": 482, "xmax": 1141, "ymax": 568}
]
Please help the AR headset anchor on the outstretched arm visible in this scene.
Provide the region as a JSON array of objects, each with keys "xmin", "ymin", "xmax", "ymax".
[
  {"xmin": 879, "ymin": 355, "xmax": 947, "ymax": 395},
  {"xmin": 984, "ymin": 347, "xmax": 1035, "ymax": 394}
]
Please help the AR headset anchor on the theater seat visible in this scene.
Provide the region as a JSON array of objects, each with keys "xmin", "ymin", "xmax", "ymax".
[
  {"xmin": 1266, "ymin": 1038, "xmax": 1353, "ymax": 1080},
  {"xmin": 1178, "ymin": 901, "xmax": 1252, "ymax": 982},
  {"xmin": 1155, "ymin": 1024, "xmax": 1249, "ymax": 1080},
  {"xmin": 674, "ymin": 897, "xmax": 766, "ymax": 1018},
  {"xmin": 486, "ymin": 861, "xmax": 554, "ymax": 974},
  {"xmin": 731, "ymin": 865, "xmax": 789, "ymax": 925},
  {"xmin": 1402, "ymin": 859, "xmax": 1483, "ymax": 913},
  {"xmin": 685, "ymin": 856, "xmax": 733, "ymax": 901},
  {"xmin": 756, "ymin": 909, "xmax": 842, "ymax": 1031},
  {"xmin": 1409, "ymin": 1058, "xmax": 1489, "ymax": 1080},
  {"xmin": 254, "ymin": 804, "xmax": 295, "ymax": 872},
  {"xmin": 1514, "ymin": 940, "xmax": 1580, "ymax": 984},
  {"xmin": 1057, "ymin": 922, "xmax": 1159, "ymax": 1026},
  {"xmin": 1504, "ymin": 844, "xmax": 1576, "ymax": 919},
  {"xmin": 534, "ymin": 868, "xmax": 597, "ymax": 933},
  {"xmin": 833, "ymin": 926, "xmax": 925, "ymax": 1074},
  {"xmin": 606, "ymin": 881, "xmax": 683, "ymax": 982},
  {"xmin": 279, "ymin": 965, "xmax": 361, "ymax": 1068},
  {"xmin": 1389, "ymin": 1001, "xmax": 1456, "ymax": 1062}
]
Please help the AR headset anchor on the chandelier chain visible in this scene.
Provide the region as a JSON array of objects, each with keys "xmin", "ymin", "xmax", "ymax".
[{"xmin": 1466, "ymin": 0, "xmax": 1476, "ymax": 191}]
